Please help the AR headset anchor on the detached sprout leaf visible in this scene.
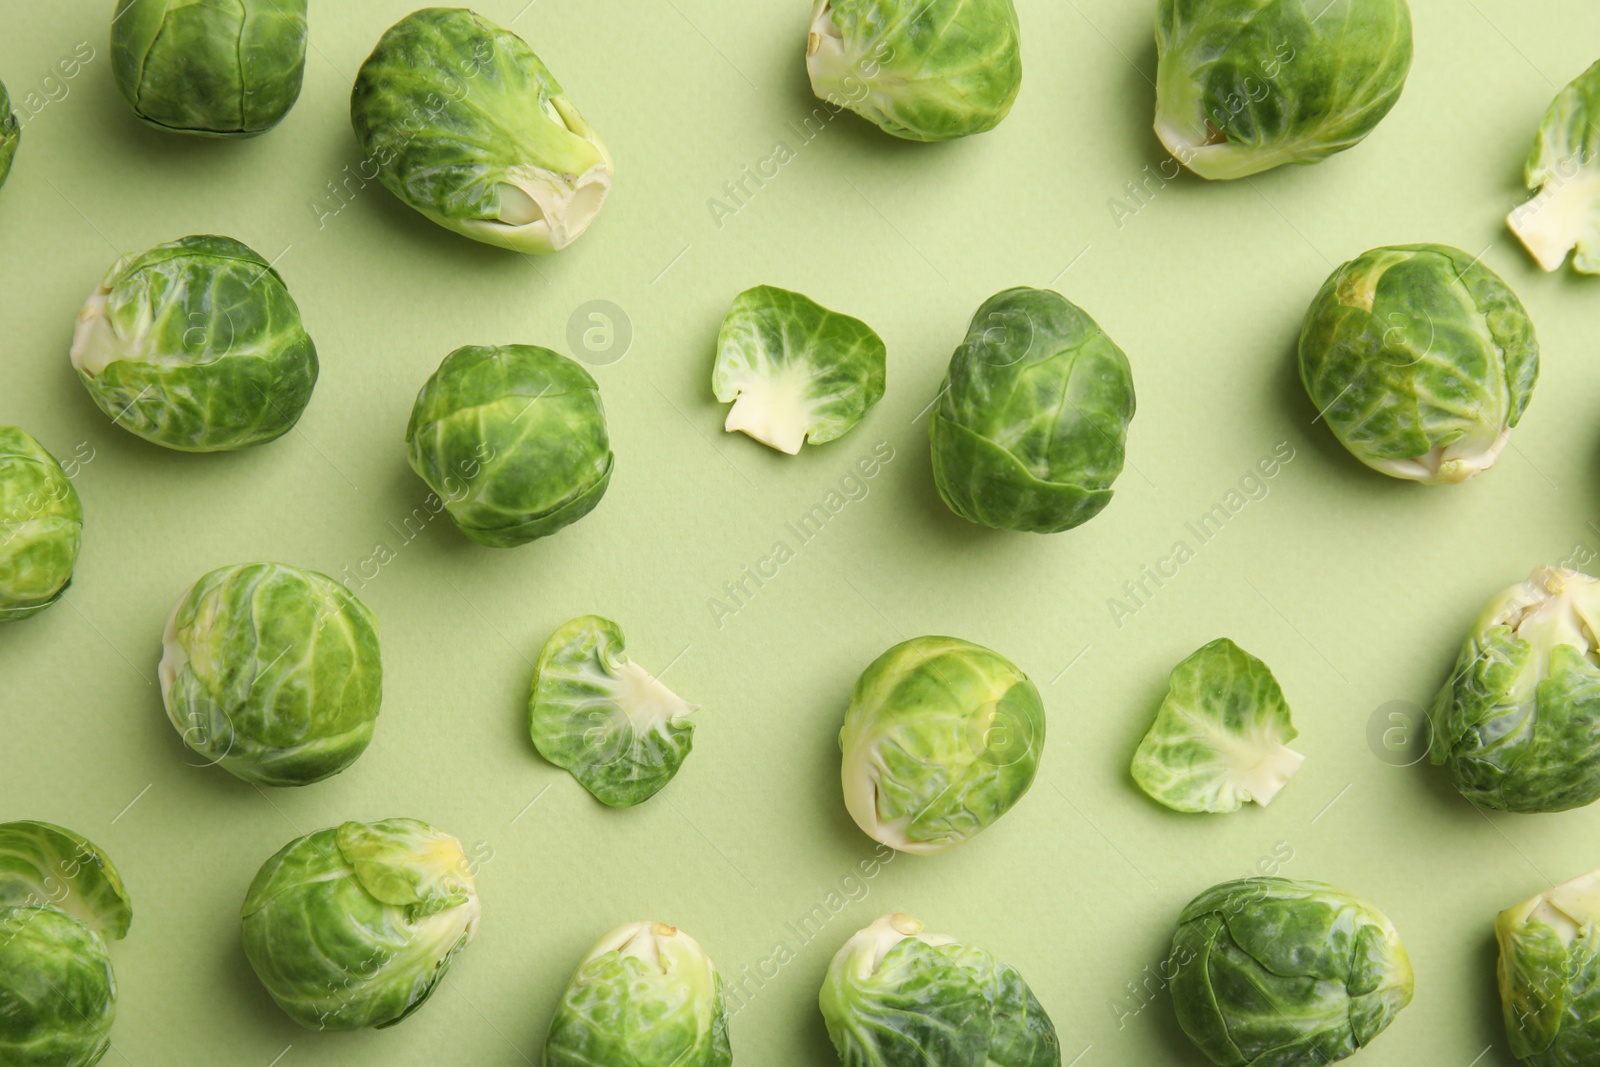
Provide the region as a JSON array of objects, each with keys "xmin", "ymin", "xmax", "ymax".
[
  {"xmin": 0, "ymin": 78, "xmax": 18, "ymax": 188},
  {"xmin": 0, "ymin": 821, "xmax": 133, "ymax": 939},
  {"xmin": 1496, "ymin": 868, "xmax": 1600, "ymax": 1063},
  {"xmin": 0, "ymin": 428, "xmax": 83, "ymax": 623},
  {"xmin": 1509, "ymin": 60, "xmax": 1600, "ymax": 273},
  {"xmin": 712, "ymin": 286, "xmax": 886, "ymax": 455}
]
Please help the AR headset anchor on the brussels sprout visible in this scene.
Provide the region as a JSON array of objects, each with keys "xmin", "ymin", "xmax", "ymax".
[
  {"xmin": 712, "ymin": 286, "xmax": 886, "ymax": 455},
  {"xmin": 1497, "ymin": 867, "xmax": 1600, "ymax": 1065},
  {"xmin": 806, "ymin": 0, "xmax": 1022, "ymax": 142},
  {"xmin": 351, "ymin": 8, "xmax": 613, "ymax": 253},
  {"xmin": 1154, "ymin": 0, "xmax": 1413, "ymax": 180},
  {"xmin": 543, "ymin": 922, "xmax": 732, "ymax": 1067},
  {"xmin": 821, "ymin": 914, "xmax": 1060, "ymax": 1067},
  {"xmin": 111, "ymin": 0, "xmax": 308, "ymax": 137},
  {"xmin": 159, "ymin": 562, "xmax": 382, "ymax": 787},
  {"xmin": 1131, "ymin": 639, "xmax": 1304, "ymax": 813},
  {"xmin": 1429, "ymin": 567, "xmax": 1600, "ymax": 814},
  {"xmin": 70, "ymin": 235, "xmax": 319, "ymax": 452},
  {"xmin": 406, "ymin": 344, "xmax": 613, "ymax": 548},
  {"xmin": 241, "ymin": 818, "xmax": 481, "ymax": 1031},
  {"xmin": 1508, "ymin": 60, "xmax": 1600, "ymax": 274},
  {"xmin": 840, "ymin": 636, "xmax": 1044, "ymax": 855},
  {"xmin": 1299, "ymin": 243, "xmax": 1539, "ymax": 484},
  {"xmin": 929, "ymin": 287, "xmax": 1135, "ymax": 534},
  {"xmin": 0, "ymin": 78, "xmax": 19, "ymax": 189},
  {"xmin": 1170, "ymin": 877, "xmax": 1413, "ymax": 1066},
  {"xmin": 0, "ymin": 428, "xmax": 82, "ymax": 623}
]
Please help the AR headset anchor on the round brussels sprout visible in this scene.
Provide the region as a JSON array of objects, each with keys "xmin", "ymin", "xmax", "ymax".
[
  {"xmin": 840, "ymin": 636, "xmax": 1044, "ymax": 855},
  {"xmin": 159, "ymin": 562, "xmax": 382, "ymax": 787},
  {"xmin": 71, "ymin": 235, "xmax": 320, "ymax": 452},
  {"xmin": 406, "ymin": 344, "xmax": 614, "ymax": 548},
  {"xmin": 1170, "ymin": 877, "xmax": 1413, "ymax": 1066},
  {"xmin": 0, "ymin": 77, "xmax": 19, "ymax": 190},
  {"xmin": 0, "ymin": 428, "xmax": 82, "ymax": 623},
  {"xmin": 111, "ymin": 0, "xmax": 309, "ymax": 137},
  {"xmin": 1299, "ymin": 243, "xmax": 1539, "ymax": 484},
  {"xmin": 1498, "ymin": 867, "xmax": 1600, "ymax": 1065},
  {"xmin": 930, "ymin": 287, "xmax": 1135, "ymax": 533},
  {"xmin": 543, "ymin": 922, "xmax": 732, "ymax": 1067},
  {"xmin": 351, "ymin": 8, "xmax": 613, "ymax": 253},
  {"xmin": 1154, "ymin": 0, "xmax": 1414, "ymax": 180},
  {"xmin": 241, "ymin": 818, "xmax": 481, "ymax": 1031}
]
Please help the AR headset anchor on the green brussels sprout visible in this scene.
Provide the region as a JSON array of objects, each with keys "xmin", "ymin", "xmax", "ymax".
[
  {"xmin": 159, "ymin": 562, "xmax": 382, "ymax": 787},
  {"xmin": 712, "ymin": 286, "xmax": 887, "ymax": 455},
  {"xmin": 543, "ymin": 922, "xmax": 732, "ymax": 1067},
  {"xmin": 1154, "ymin": 0, "xmax": 1414, "ymax": 180},
  {"xmin": 1131, "ymin": 638, "xmax": 1304, "ymax": 813},
  {"xmin": 806, "ymin": 0, "xmax": 1022, "ymax": 142},
  {"xmin": 1508, "ymin": 60, "xmax": 1600, "ymax": 274},
  {"xmin": 1429, "ymin": 567, "xmax": 1600, "ymax": 814},
  {"xmin": 0, "ymin": 78, "xmax": 19, "ymax": 189},
  {"xmin": 406, "ymin": 344, "xmax": 613, "ymax": 548},
  {"xmin": 70, "ymin": 235, "xmax": 319, "ymax": 452},
  {"xmin": 0, "ymin": 428, "xmax": 82, "ymax": 623},
  {"xmin": 1299, "ymin": 243, "xmax": 1539, "ymax": 484},
  {"xmin": 929, "ymin": 287, "xmax": 1135, "ymax": 534},
  {"xmin": 241, "ymin": 818, "xmax": 481, "ymax": 1031},
  {"xmin": 840, "ymin": 636, "xmax": 1044, "ymax": 855},
  {"xmin": 820, "ymin": 914, "xmax": 1060, "ymax": 1067},
  {"xmin": 111, "ymin": 0, "xmax": 308, "ymax": 137},
  {"xmin": 351, "ymin": 8, "xmax": 613, "ymax": 253},
  {"xmin": 1497, "ymin": 867, "xmax": 1600, "ymax": 1065},
  {"xmin": 1170, "ymin": 877, "xmax": 1413, "ymax": 1066}
]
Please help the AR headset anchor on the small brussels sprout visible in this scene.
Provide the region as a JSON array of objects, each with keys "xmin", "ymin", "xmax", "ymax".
[
  {"xmin": 840, "ymin": 636, "xmax": 1044, "ymax": 855},
  {"xmin": 1154, "ymin": 0, "xmax": 1414, "ymax": 180},
  {"xmin": 1299, "ymin": 243, "xmax": 1539, "ymax": 484},
  {"xmin": 821, "ymin": 914, "xmax": 1061, "ymax": 1067},
  {"xmin": 807, "ymin": 0, "xmax": 1022, "ymax": 142},
  {"xmin": 0, "ymin": 428, "xmax": 83, "ymax": 623},
  {"xmin": 70, "ymin": 235, "xmax": 319, "ymax": 452},
  {"xmin": 406, "ymin": 345, "xmax": 613, "ymax": 548},
  {"xmin": 111, "ymin": 0, "xmax": 308, "ymax": 137},
  {"xmin": 351, "ymin": 8, "xmax": 613, "ymax": 253},
  {"xmin": 241, "ymin": 818, "xmax": 481, "ymax": 1031},
  {"xmin": 530, "ymin": 616, "xmax": 697, "ymax": 808},
  {"xmin": 1430, "ymin": 567, "xmax": 1600, "ymax": 813},
  {"xmin": 1508, "ymin": 60, "xmax": 1600, "ymax": 274},
  {"xmin": 159, "ymin": 562, "xmax": 382, "ymax": 787},
  {"xmin": 543, "ymin": 922, "xmax": 732, "ymax": 1067},
  {"xmin": 930, "ymin": 287, "xmax": 1135, "ymax": 534},
  {"xmin": 1131, "ymin": 638, "xmax": 1304, "ymax": 813},
  {"xmin": 1497, "ymin": 867, "xmax": 1600, "ymax": 1065},
  {"xmin": 712, "ymin": 286, "xmax": 886, "ymax": 455},
  {"xmin": 0, "ymin": 78, "xmax": 19, "ymax": 189},
  {"xmin": 1170, "ymin": 877, "xmax": 1413, "ymax": 1066}
]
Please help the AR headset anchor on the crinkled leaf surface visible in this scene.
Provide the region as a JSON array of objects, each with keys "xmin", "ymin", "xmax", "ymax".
[
  {"xmin": 0, "ymin": 906, "xmax": 115, "ymax": 1067},
  {"xmin": 1497, "ymin": 868, "xmax": 1600, "ymax": 1065},
  {"xmin": 0, "ymin": 427, "xmax": 81, "ymax": 622}
]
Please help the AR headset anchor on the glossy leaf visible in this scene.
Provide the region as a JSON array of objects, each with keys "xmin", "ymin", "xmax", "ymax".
[
  {"xmin": 0, "ymin": 822, "xmax": 131, "ymax": 939},
  {"xmin": 0, "ymin": 427, "xmax": 82, "ymax": 623},
  {"xmin": 0, "ymin": 906, "xmax": 115, "ymax": 1067},
  {"xmin": 1497, "ymin": 868, "xmax": 1600, "ymax": 1065},
  {"xmin": 1509, "ymin": 60, "xmax": 1600, "ymax": 273}
]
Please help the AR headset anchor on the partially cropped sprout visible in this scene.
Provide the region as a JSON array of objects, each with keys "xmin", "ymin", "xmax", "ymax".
[
  {"xmin": 807, "ymin": 0, "xmax": 1023, "ymax": 142},
  {"xmin": 241, "ymin": 818, "xmax": 481, "ymax": 1031},
  {"xmin": 530, "ymin": 616, "xmax": 698, "ymax": 808},
  {"xmin": 71, "ymin": 235, "xmax": 320, "ymax": 452},
  {"xmin": 111, "ymin": 0, "xmax": 309, "ymax": 136},
  {"xmin": 840, "ymin": 636, "xmax": 1044, "ymax": 854},
  {"xmin": 1154, "ymin": 0, "xmax": 1414, "ymax": 180},
  {"xmin": 0, "ymin": 78, "xmax": 18, "ymax": 189},
  {"xmin": 159, "ymin": 562, "xmax": 383, "ymax": 787},
  {"xmin": 407, "ymin": 345, "xmax": 613, "ymax": 547},
  {"xmin": 1299, "ymin": 243, "xmax": 1539, "ymax": 484},
  {"xmin": 543, "ymin": 922, "xmax": 732, "ymax": 1067},
  {"xmin": 1498, "ymin": 867, "xmax": 1600, "ymax": 1064},
  {"xmin": 0, "ymin": 428, "xmax": 82, "ymax": 623},
  {"xmin": 351, "ymin": 8, "xmax": 612, "ymax": 253},
  {"xmin": 712, "ymin": 286, "xmax": 886, "ymax": 455},
  {"xmin": 821, "ymin": 914, "xmax": 1060, "ymax": 1067},
  {"xmin": 1509, "ymin": 60, "xmax": 1600, "ymax": 273}
]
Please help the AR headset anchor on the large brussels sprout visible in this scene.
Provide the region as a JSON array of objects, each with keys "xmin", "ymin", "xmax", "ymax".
[
  {"xmin": 70, "ymin": 235, "xmax": 319, "ymax": 452},
  {"xmin": 821, "ymin": 914, "xmax": 1060, "ymax": 1067},
  {"xmin": 111, "ymin": 0, "xmax": 308, "ymax": 136},
  {"xmin": 0, "ymin": 428, "xmax": 82, "ymax": 623},
  {"xmin": 543, "ymin": 922, "xmax": 731, "ymax": 1067},
  {"xmin": 1170, "ymin": 877, "xmax": 1413, "ymax": 1066},
  {"xmin": 406, "ymin": 344, "xmax": 613, "ymax": 547},
  {"xmin": 840, "ymin": 636, "xmax": 1044, "ymax": 855},
  {"xmin": 1498, "ymin": 867, "xmax": 1600, "ymax": 1065},
  {"xmin": 1154, "ymin": 0, "xmax": 1413, "ymax": 180},
  {"xmin": 159, "ymin": 562, "xmax": 382, "ymax": 787},
  {"xmin": 1299, "ymin": 243, "xmax": 1539, "ymax": 484},
  {"xmin": 241, "ymin": 818, "xmax": 481, "ymax": 1031},
  {"xmin": 351, "ymin": 8, "xmax": 613, "ymax": 253},
  {"xmin": 0, "ymin": 77, "xmax": 19, "ymax": 189},
  {"xmin": 1508, "ymin": 60, "xmax": 1600, "ymax": 274},
  {"xmin": 1429, "ymin": 567, "xmax": 1600, "ymax": 814},
  {"xmin": 930, "ymin": 287, "xmax": 1135, "ymax": 533},
  {"xmin": 530, "ymin": 616, "xmax": 698, "ymax": 808}
]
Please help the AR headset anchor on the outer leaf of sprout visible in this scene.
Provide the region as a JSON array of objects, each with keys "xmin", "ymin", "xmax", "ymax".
[
  {"xmin": 0, "ymin": 427, "xmax": 82, "ymax": 622},
  {"xmin": 1508, "ymin": 60, "xmax": 1600, "ymax": 273}
]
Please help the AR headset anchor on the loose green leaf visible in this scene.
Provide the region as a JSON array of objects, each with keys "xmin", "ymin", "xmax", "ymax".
[
  {"xmin": 0, "ymin": 427, "xmax": 82, "ymax": 623},
  {"xmin": 0, "ymin": 77, "xmax": 19, "ymax": 188},
  {"xmin": 0, "ymin": 822, "xmax": 131, "ymax": 939},
  {"xmin": 1497, "ymin": 868, "xmax": 1600, "ymax": 1065},
  {"xmin": 1509, "ymin": 60, "xmax": 1600, "ymax": 273},
  {"xmin": 0, "ymin": 906, "xmax": 116, "ymax": 1066}
]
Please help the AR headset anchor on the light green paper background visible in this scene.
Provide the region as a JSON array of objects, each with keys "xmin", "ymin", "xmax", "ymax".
[{"xmin": 0, "ymin": 1, "xmax": 1592, "ymax": 1063}]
